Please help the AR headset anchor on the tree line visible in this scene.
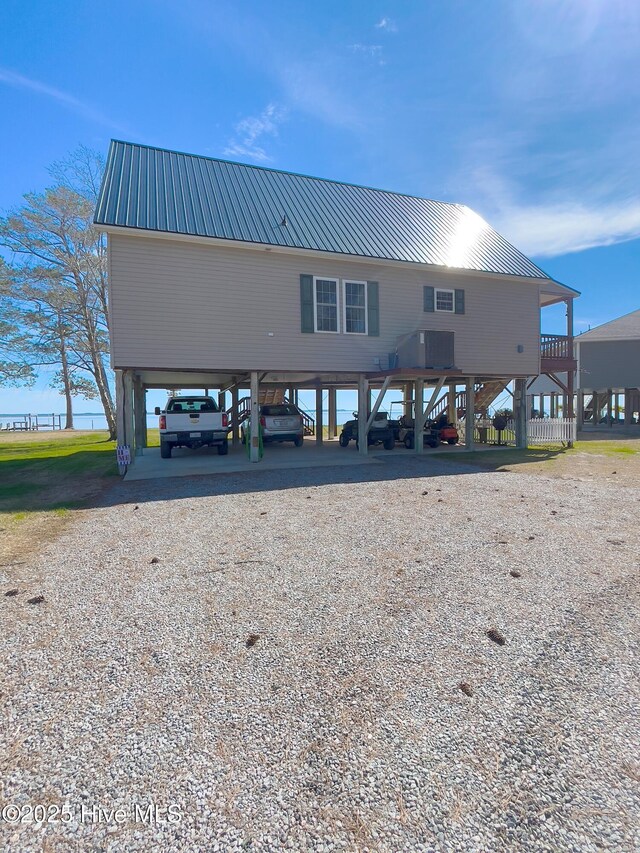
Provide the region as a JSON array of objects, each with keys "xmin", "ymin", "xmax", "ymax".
[{"xmin": 0, "ymin": 147, "xmax": 115, "ymax": 438}]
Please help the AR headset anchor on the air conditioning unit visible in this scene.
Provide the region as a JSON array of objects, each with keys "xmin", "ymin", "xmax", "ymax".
[{"xmin": 395, "ymin": 330, "xmax": 455, "ymax": 369}]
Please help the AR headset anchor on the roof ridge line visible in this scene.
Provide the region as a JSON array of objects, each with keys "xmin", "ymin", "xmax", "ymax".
[{"xmin": 108, "ymin": 138, "xmax": 468, "ymax": 210}]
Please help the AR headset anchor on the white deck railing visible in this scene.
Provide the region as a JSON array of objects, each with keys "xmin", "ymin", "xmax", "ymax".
[{"xmin": 527, "ymin": 417, "xmax": 576, "ymax": 445}]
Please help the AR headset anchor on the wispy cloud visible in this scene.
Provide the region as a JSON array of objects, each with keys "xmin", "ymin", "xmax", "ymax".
[
  {"xmin": 0, "ymin": 66, "xmax": 128, "ymax": 132},
  {"xmin": 169, "ymin": 1, "xmax": 367, "ymax": 135},
  {"xmin": 223, "ymin": 103, "xmax": 286, "ymax": 163},
  {"xmin": 450, "ymin": 1, "xmax": 640, "ymax": 260},
  {"xmin": 494, "ymin": 197, "xmax": 640, "ymax": 259},
  {"xmin": 458, "ymin": 122, "xmax": 640, "ymax": 258},
  {"xmin": 349, "ymin": 43, "xmax": 385, "ymax": 64},
  {"xmin": 279, "ymin": 61, "xmax": 364, "ymax": 130},
  {"xmin": 375, "ymin": 17, "xmax": 397, "ymax": 33}
]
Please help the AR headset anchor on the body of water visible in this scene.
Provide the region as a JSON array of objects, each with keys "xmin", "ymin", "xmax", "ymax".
[{"xmin": 0, "ymin": 409, "xmax": 369, "ymax": 432}]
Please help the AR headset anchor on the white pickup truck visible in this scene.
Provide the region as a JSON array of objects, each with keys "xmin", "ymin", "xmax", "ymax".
[{"xmin": 154, "ymin": 396, "xmax": 229, "ymax": 459}]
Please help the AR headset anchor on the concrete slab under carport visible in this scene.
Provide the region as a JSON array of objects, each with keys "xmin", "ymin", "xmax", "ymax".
[
  {"xmin": 124, "ymin": 436, "xmax": 496, "ymax": 482},
  {"xmin": 125, "ymin": 438, "xmax": 383, "ymax": 481}
]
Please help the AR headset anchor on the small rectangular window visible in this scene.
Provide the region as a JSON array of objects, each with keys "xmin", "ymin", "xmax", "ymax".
[
  {"xmin": 167, "ymin": 397, "xmax": 219, "ymax": 413},
  {"xmin": 435, "ymin": 288, "xmax": 454, "ymax": 312},
  {"xmin": 343, "ymin": 280, "xmax": 368, "ymax": 334},
  {"xmin": 313, "ymin": 277, "xmax": 339, "ymax": 332}
]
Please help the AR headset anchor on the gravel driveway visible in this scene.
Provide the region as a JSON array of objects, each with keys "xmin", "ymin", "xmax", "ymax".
[{"xmin": 2, "ymin": 456, "xmax": 639, "ymax": 852}]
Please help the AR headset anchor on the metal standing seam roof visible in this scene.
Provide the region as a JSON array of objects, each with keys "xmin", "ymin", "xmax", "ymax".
[
  {"xmin": 576, "ymin": 309, "xmax": 640, "ymax": 342},
  {"xmin": 95, "ymin": 139, "xmax": 553, "ymax": 281}
]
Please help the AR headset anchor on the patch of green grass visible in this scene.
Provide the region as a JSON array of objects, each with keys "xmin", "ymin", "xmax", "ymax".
[
  {"xmin": 438, "ymin": 437, "xmax": 640, "ymax": 472},
  {"xmin": 574, "ymin": 440, "xmax": 639, "ymax": 457},
  {"xmin": 0, "ymin": 431, "xmax": 118, "ymax": 514}
]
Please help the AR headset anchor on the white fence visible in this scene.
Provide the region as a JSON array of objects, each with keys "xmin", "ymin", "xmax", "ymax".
[
  {"xmin": 527, "ymin": 417, "xmax": 576, "ymax": 445},
  {"xmin": 456, "ymin": 418, "xmax": 517, "ymax": 446}
]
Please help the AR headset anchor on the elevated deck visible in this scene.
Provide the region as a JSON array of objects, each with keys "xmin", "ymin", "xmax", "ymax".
[{"xmin": 540, "ymin": 334, "xmax": 577, "ymax": 374}]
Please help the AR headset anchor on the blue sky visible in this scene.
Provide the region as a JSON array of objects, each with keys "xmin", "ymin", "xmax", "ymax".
[{"xmin": 1, "ymin": 0, "xmax": 638, "ymax": 415}]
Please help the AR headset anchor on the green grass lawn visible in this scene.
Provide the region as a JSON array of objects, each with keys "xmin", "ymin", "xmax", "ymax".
[
  {"xmin": 0, "ymin": 431, "xmax": 118, "ymax": 514},
  {"xmin": 437, "ymin": 437, "xmax": 639, "ymax": 473}
]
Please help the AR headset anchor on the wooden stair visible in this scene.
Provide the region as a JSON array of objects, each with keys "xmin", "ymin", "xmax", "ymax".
[
  {"xmin": 259, "ymin": 388, "xmax": 285, "ymax": 406},
  {"xmin": 226, "ymin": 389, "xmax": 315, "ymax": 436},
  {"xmin": 431, "ymin": 380, "xmax": 509, "ymax": 420}
]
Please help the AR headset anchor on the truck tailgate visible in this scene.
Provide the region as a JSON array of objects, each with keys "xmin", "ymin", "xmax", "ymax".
[{"xmin": 165, "ymin": 413, "xmax": 224, "ymax": 432}]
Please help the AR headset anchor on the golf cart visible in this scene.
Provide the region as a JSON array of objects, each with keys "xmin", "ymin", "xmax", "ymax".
[
  {"xmin": 389, "ymin": 401, "xmax": 459, "ymax": 449},
  {"xmin": 339, "ymin": 411, "xmax": 395, "ymax": 450}
]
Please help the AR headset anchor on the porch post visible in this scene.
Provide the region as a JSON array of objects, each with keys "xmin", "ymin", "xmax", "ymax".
[
  {"xmin": 231, "ymin": 386, "xmax": 240, "ymax": 448},
  {"xmin": 133, "ymin": 376, "xmax": 147, "ymax": 454},
  {"xmin": 328, "ymin": 387, "xmax": 337, "ymax": 439},
  {"xmin": 566, "ymin": 298, "xmax": 575, "ymax": 444},
  {"xmin": 624, "ymin": 389, "xmax": 633, "ymax": 425},
  {"xmin": 465, "ymin": 377, "xmax": 475, "ymax": 450},
  {"xmin": 249, "ymin": 371, "xmax": 260, "ymax": 462},
  {"xmin": 115, "ymin": 369, "xmax": 127, "ymax": 474},
  {"xmin": 577, "ymin": 391, "xmax": 585, "ymax": 430},
  {"xmin": 123, "ymin": 370, "xmax": 135, "ymax": 463},
  {"xmin": 357, "ymin": 374, "xmax": 369, "ymax": 455},
  {"xmin": 514, "ymin": 378, "xmax": 527, "ymax": 449},
  {"xmin": 447, "ymin": 382, "xmax": 457, "ymax": 425},
  {"xmin": 550, "ymin": 393, "xmax": 556, "ymax": 418},
  {"xmin": 607, "ymin": 389, "xmax": 613, "ymax": 427},
  {"xmin": 405, "ymin": 382, "xmax": 414, "ymax": 423},
  {"xmin": 414, "ymin": 378, "xmax": 425, "ymax": 454},
  {"xmin": 316, "ymin": 386, "xmax": 324, "ymax": 445}
]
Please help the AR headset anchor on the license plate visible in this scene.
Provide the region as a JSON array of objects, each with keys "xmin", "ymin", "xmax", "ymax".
[{"xmin": 190, "ymin": 432, "xmax": 201, "ymax": 438}]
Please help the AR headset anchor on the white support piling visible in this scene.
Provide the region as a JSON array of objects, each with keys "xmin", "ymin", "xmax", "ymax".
[
  {"xmin": 250, "ymin": 371, "xmax": 260, "ymax": 462},
  {"xmin": 414, "ymin": 378, "xmax": 425, "ymax": 453},
  {"xmin": 357, "ymin": 374, "xmax": 369, "ymax": 455},
  {"xmin": 465, "ymin": 377, "xmax": 475, "ymax": 450}
]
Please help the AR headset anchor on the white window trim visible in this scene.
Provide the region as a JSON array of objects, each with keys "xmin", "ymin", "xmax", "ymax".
[
  {"xmin": 434, "ymin": 287, "xmax": 455, "ymax": 313},
  {"xmin": 342, "ymin": 279, "xmax": 368, "ymax": 335},
  {"xmin": 313, "ymin": 276, "xmax": 340, "ymax": 334}
]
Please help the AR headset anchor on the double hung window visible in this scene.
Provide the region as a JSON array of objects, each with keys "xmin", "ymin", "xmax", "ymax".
[
  {"xmin": 313, "ymin": 277, "xmax": 369, "ymax": 334},
  {"xmin": 313, "ymin": 277, "xmax": 339, "ymax": 332},
  {"xmin": 435, "ymin": 288, "xmax": 455, "ymax": 312},
  {"xmin": 343, "ymin": 280, "xmax": 368, "ymax": 335}
]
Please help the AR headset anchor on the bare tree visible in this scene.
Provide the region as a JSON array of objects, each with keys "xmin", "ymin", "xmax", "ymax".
[
  {"xmin": 0, "ymin": 148, "xmax": 115, "ymax": 437},
  {"xmin": 0, "ymin": 259, "xmax": 36, "ymax": 387}
]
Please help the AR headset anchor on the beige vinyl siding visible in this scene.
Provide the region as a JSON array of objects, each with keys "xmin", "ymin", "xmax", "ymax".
[{"xmin": 108, "ymin": 233, "xmax": 541, "ymax": 375}]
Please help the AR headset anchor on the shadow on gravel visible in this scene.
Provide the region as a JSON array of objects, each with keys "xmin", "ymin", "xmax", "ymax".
[
  {"xmin": 0, "ymin": 447, "xmax": 117, "ymax": 514},
  {"xmin": 93, "ymin": 450, "xmax": 563, "ymax": 510}
]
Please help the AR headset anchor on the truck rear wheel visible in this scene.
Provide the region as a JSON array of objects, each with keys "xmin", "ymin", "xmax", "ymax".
[
  {"xmin": 383, "ymin": 436, "xmax": 395, "ymax": 450},
  {"xmin": 160, "ymin": 441, "xmax": 172, "ymax": 459},
  {"xmin": 217, "ymin": 440, "xmax": 229, "ymax": 455}
]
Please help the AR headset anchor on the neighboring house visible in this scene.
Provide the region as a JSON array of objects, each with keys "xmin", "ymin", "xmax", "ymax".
[
  {"xmin": 94, "ymin": 140, "xmax": 578, "ymax": 462},
  {"xmin": 527, "ymin": 310, "xmax": 640, "ymax": 424},
  {"xmin": 576, "ymin": 310, "xmax": 640, "ymax": 424}
]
